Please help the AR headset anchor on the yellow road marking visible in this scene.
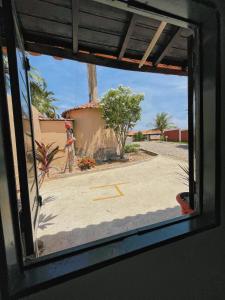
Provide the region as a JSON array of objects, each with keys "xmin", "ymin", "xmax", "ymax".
[{"xmin": 90, "ymin": 182, "xmax": 127, "ymax": 201}]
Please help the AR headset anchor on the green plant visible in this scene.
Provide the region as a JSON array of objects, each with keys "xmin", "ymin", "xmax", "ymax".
[
  {"xmin": 35, "ymin": 141, "xmax": 62, "ymax": 185},
  {"xmin": 154, "ymin": 112, "xmax": 174, "ymax": 139},
  {"xmin": 133, "ymin": 131, "xmax": 145, "ymax": 141},
  {"xmin": 77, "ymin": 157, "xmax": 96, "ymax": 170},
  {"xmin": 3, "ymin": 54, "xmax": 58, "ymax": 118},
  {"xmin": 178, "ymin": 164, "xmax": 189, "ymax": 186},
  {"xmin": 100, "ymin": 86, "xmax": 143, "ymax": 159},
  {"xmin": 30, "ymin": 73, "xmax": 58, "ymax": 118},
  {"xmin": 124, "ymin": 143, "xmax": 140, "ymax": 153}
]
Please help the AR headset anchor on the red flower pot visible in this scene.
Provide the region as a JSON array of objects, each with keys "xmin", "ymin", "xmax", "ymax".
[{"xmin": 176, "ymin": 192, "xmax": 194, "ymax": 215}]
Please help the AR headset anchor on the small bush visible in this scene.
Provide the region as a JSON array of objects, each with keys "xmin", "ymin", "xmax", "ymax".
[
  {"xmin": 77, "ymin": 157, "xmax": 96, "ymax": 170},
  {"xmin": 124, "ymin": 143, "xmax": 140, "ymax": 153},
  {"xmin": 133, "ymin": 131, "xmax": 145, "ymax": 141}
]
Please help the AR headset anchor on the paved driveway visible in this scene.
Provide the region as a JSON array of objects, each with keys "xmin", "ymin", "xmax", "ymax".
[
  {"xmin": 37, "ymin": 155, "xmax": 187, "ymax": 256},
  {"xmin": 139, "ymin": 141, "xmax": 188, "ymax": 161}
]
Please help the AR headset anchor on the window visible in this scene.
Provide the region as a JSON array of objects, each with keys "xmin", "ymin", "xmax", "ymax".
[
  {"xmin": 0, "ymin": 0, "xmax": 220, "ymax": 298},
  {"xmin": 30, "ymin": 57, "xmax": 190, "ymax": 256}
]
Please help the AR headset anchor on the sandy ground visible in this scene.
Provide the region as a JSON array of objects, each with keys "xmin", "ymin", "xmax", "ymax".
[{"xmin": 37, "ymin": 154, "xmax": 188, "ymax": 256}]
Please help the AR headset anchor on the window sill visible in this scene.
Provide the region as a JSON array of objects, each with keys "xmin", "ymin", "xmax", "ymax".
[{"xmin": 9, "ymin": 214, "xmax": 218, "ymax": 299}]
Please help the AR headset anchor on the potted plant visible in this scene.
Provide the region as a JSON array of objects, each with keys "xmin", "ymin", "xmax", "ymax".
[{"xmin": 176, "ymin": 165, "xmax": 194, "ymax": 215}]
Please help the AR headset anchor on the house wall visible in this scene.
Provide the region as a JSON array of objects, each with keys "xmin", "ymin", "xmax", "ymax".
[
  {"xmin": 8, "ymin": 102, "xmax": 71, "ymax": 175},
  {"xmin": 39, "ymin": 120, "xmax": 73, "ymax": 171},
  {"xmin": 68, "ymin": 108, "xmax": 119, "ymax": 160},
  {"xmin": 149, "ymin": 134, "xmax": 160, "ymax": 141},
  {"xmin": 32, "ymin": 106, "xmax": 42, "ymax": 142}
]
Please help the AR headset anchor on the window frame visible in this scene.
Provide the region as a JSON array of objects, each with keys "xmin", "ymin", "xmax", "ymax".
[{"xmin": 0, "ymin": 0, "xmax": 221, "ymax": 298}]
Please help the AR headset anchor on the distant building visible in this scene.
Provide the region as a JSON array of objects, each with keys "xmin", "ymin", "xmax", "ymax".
[
  {"xmin": 128, "ymin": 128, "xmax": 188, "ymax": 142},
  {"xmin": 128, "ymin": 129, "xmax": 161, "ymax": 141}
]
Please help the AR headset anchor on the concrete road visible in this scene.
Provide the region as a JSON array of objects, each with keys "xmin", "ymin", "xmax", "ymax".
[
  {"xmin": 139, "ymin": 141, "xmax": 188, "ymax": 161},
  {"xmin": 37, "ymin": 155, "xmax": 187, "ymax": 256}
]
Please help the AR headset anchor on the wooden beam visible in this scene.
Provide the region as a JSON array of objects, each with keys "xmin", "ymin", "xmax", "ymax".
[
  {"xmin": 118, "ymin": 14, "xmax": 136, "ymax": 60},
  {"xmin": 139, "ymin": 21, "xmax": 167, "ymax": 68},
  {"xmin": 153, "ymin": 27, "xmax": 182, "ymax": 66},
  {"xmin": 25, "ymin": 41, "xmax": 187, "ymax": 76},
  {"xmin": 72, "ymin": 0, "xmax": 79, "ymax": 53}
]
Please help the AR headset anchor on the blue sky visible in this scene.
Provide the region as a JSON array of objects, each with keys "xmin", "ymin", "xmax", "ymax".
[{"xmin": 29, "ymin": 54, "xmax": 188, "ymax": 130}]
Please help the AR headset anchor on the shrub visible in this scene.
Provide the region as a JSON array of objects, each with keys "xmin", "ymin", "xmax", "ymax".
[
  {"xmin": 133, "ymin": 131, "xmax": 145, "ymax": 141},
  {"xmin": 77, "ymin": 157, "xmax": 96, "ymax": 170},
  {"xmin": 124, "ymin": 143, "xmax": 140, "ymax": 153}
]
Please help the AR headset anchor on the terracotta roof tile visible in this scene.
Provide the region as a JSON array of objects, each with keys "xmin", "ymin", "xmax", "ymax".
[{"xmin": 61, "ymin": 101, "xmax": 99, "ymax": 118}]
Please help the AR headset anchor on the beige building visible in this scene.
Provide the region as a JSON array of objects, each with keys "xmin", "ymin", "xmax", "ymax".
[
  {"xmin": 62, "ymin": 64, "xmax": 119, "ymax": 161},
  {"xmin": 61, "ymin": 102, "xmax": 118, "ymax": 161}
]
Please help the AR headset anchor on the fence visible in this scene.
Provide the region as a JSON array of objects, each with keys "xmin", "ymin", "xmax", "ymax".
[{"xmin": 164, "ymin": 128, "xmax": 188, "ymax": 142}]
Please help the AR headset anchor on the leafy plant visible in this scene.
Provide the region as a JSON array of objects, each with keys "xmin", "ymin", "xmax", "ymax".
[
  {"xmin": 124, "ymin": 143, "xmax": 140, "ymax": 153},
  {"xmin": 30, "ymin": 70, "xmax": 58, "ymax": 118},
  {"xmin": 77, "ymin": 157, "xmax": 96, "ymax": 170},
  {"xmin": 35, "ymin": 140, "xmax": 62, "ymax": 185},
  {"xmin": 133, "ymin": 131, "xmax": 145, "ymax": 141},
  {"xmin": 100, "ymin": 86, "xmax": 143, "ymax": 159},
  {"xmin": 3, "ymin": 54, "xmax": 58, "ymax": 118},
  {"xmin": 178, "ymin": 164, "xmax": 189, "ymax": 186},
  {"xmin": 154, "ymin": 112, "xmax": 174, "ymax": 140}
]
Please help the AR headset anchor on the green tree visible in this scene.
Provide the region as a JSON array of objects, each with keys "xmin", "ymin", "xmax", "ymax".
[
  {"xmin": 133, "ymin": 131, "xmax": 145, "ymax": 142},
  {"xmin": 154, "ymin": 112, "xmax": 173, "ymax": 139},
  {"xmin": 101, "ymin": 86, "xmax": 143, "ymax": 158},
  {"xmin": 29, "ymin": 67, "xmax": 58, "ymax": 118}
]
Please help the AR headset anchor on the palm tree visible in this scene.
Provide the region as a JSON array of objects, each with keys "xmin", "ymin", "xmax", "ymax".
[
  {"xmin": 30, "ymin": 78, "xmax": 58, "ymax": 118},
  {"xmin": 29, "ymin": 67, "xmax": 58, "ymax": 118},
  {"xmin": 154, "ymin": 112, "xmax": 173, "ymax": 139},
  {"xmin": 3, "ymin": 54, "xmax": 58, "ymax": 118}
]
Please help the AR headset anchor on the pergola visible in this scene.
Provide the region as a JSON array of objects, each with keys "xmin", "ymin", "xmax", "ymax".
[{"xmin": 15, "ymin": 0, "xmax": 192, "ymax": 76}]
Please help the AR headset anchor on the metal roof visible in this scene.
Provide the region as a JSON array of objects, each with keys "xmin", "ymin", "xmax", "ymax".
[{"xmin": 14, "ymin": 0, "xmax": 191, "ymax": 75}]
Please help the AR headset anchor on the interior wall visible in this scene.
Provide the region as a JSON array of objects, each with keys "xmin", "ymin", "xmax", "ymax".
[{"xmin": 21, "ymin": 0, "xmax": 225, "ymax": 299}]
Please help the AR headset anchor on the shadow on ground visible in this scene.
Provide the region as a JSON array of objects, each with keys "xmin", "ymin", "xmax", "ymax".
[
  {"xmin": 38, "ymin": 205, "xmax": 181, "ymax": 255},
  {"xmin": 42, "ymin": 195, "xmax": 56, "ymax": 206},
  {"xmin": 176, "ymin": 144, "xmax": 188, "ymax": 150},
  {"xmin": 38, "ymin": 213, "xmax": 58, "ymax": 230}
]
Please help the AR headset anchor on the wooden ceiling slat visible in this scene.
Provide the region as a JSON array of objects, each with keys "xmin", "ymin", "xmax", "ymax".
[
  {"xmin": 139, "ymin": 21, "xmax": 167, "ymax": 68},
  {"xmin": 16, "ymin": 0, "xmax": 71, "ymax": 23},
  {"xmin": 72, "ymin": 0, "xmax": 79, "ymax": 53},
  {"xmin": 118, "ymin": 14, "xmax": 136, "ymax": 60},
  {"xmin": 16, "ymin": 0, "xmax": 128, "ymax": 35},
  {"xmin": 153, "ymin": 27, "xmax": 183, "ymax": 65}
]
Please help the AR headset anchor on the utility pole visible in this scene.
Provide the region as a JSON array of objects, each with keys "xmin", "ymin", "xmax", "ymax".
[{"xmin": 87, "ymin": 64, "xmax": 98, "ymax": 102}]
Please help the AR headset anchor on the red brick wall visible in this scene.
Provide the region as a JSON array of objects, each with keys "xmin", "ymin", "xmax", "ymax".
[
  {"xmin": 164, "ymin": 129, "xmax": 180, "ymax": 142},
  {"xmin": 181, "ymin": 130, "xmax": 188, "ymax": 142}
]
